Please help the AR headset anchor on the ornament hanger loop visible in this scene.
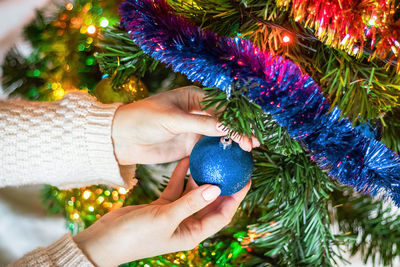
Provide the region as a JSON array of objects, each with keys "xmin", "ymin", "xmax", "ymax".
[{"xmin": 220, "ymin": 136, "xmax": 232, "ymax": 147}]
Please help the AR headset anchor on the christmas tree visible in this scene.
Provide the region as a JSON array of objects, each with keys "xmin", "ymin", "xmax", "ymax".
[{"xmin": 2, "ymin": 0, "xmax": 400, "ymax": 266}]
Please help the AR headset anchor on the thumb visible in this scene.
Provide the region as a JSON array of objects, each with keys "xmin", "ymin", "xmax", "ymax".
[
  {"xmin": 167, "ymin": 185, "xmax": 221, "ymax": 223},
  {"xmin": 174, "ymin": 113, "xmax": 228, "ymax": 136}
]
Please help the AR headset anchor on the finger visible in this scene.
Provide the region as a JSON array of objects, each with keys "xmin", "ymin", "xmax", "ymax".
[
  {"xmin": 251, "ymin": 136, "xmax": 261, "ymax": 147},
  {"xmin": 174, "ymin": 86, "xmax": 216, "ymax": 115},
  {"xmin": 239, "ymin": 135, "xmax": 253, "ymax": 152},
  {"xmin": 194, "ymin": 180, "xmax": 251, "ymax": 241},
  {"xmin": 174, "ymin": 112, "xmax": 229, "ymax": 137},
  {"xmin": 228, "ymin": 132, "xmax": 253, "ymax": 152},
  {"xmin": 166, "ymin": 184, "xmax": 221, "ymax": 225},
  {"xmin": 182, "ymin": 175, "xmax": 198, "ymax": 196},
  {"xmin": 217, "ymin": 123, "xmax": 257, "ymax": 151},
  {"xmin": 159, "ymin": 158, "xmax": 189, "ymax": 202},
  {"xmin": 195, "ymin": 179, "xmax": 251, "ymax": 218}
]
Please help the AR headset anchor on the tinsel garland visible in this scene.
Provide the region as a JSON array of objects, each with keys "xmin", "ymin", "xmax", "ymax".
[
  {"xmin": 119, "ymin": 0, "xmax": 400, "ymax": 205},
  {"xmin": 276, "ymin": 0, "xmax": 400, "ymax": 70}
]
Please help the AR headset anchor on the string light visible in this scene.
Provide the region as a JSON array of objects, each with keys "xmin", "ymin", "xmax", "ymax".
[
  {"xmin": 282, "ymin": 34, "xmax": 291, "ymax": 44},
  {"xmin": 118, "ymin": 187, "xmax": 128, "ymax": 194},
  {"xmin": 368, "ymin": 19, "xmax": 376, "ymax": 27},
  {"xmin": 100, "ymin": 18, "xmax": 109, "ymax": 28},
  {"xmin": 65, "ymin": 2, "xmax": 73, "ymax": 11},
  {"xmin": 83, "ymin": 190, "xmax": 91, "ymax": 199},
  {"xmin": 87, "ymin": 24, "xmax": 96, "ymax": 34},
  {"xmin": 368, "ymin": 16, "xmax": 377, "ymax": 27}
]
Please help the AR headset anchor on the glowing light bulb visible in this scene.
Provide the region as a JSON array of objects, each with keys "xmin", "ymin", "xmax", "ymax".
[
  {"xmin": 118, "ymin": 187, "xmax": 128, "ymax": 194},
  {"xmin": 368, "ymin": 16, "xmax": 377, "ymax": 27},
  {"xmin": 87, "ymin": 25, "xmax": 96, "ymax": 34},
  {"xmin": 52, "ymin": 87, "xmax": 65, "ymax": 99},
  {"xmin": 83, "ymin": 190, "xmax": 91, "ymax": 199},
  {"xmin": 282, "ymin": 34, "xmax": 291, "ymax": 44},
  {"xmin": 88, "ymin": 206, "xmax": 94, "ymax": 212},
  {"xmin": 65, "ymin": 2, "xmax": 73, "ymax": 10},
  {"xmin": 368, "ymin": 19, "xmax": 375, "ymax": 26},
  {"xmin": 100, "ymin": 18, "xmax": 109, "ymax": 28}
]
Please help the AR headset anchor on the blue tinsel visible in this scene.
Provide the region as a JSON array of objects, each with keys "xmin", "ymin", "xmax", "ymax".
[{"xmin": 119, "ymin": 0, "xmax": 400, "ymax": 205}]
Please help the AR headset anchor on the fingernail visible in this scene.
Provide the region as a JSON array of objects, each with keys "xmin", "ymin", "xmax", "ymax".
[
  {"xmin": 202, "ymin": 186, "xmax": 221, "ymax": 201},
  {"xmin": 216, "ymin": 122, "xmax": 227, "ymax": 132}
]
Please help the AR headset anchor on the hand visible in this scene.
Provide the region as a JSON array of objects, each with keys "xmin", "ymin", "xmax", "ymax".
[
  {"xmin": 111, "ymin": 86, "xmax": 260, "ymax": 165},
  {"xmin": 74, "ymin": 158, "xmax": 251, "ymax": 266}
]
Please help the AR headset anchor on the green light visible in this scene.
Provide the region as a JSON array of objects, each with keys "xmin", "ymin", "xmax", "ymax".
[
  {"xmin": 86, "ymin": 56, "xmax": 95, "ymax": 65},
  {"xmin": 33, "ymin": 69, "xmax": 41, "ymax": 77},
  {"xmin": 78, "ymin": 43, "xmax": 86, "ymax": 51},
  {"xmin": 28, "ymin": 88, "xmax": 39, "ymax": 99},
  {"xmin": 100, "ymin": 18, "xmax": 109, "ymax": 28}
]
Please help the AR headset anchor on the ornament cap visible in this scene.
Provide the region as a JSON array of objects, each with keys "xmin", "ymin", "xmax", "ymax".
[{"xmin": 220, "ymin": 136, "xmax": 232, "ymax": 149}]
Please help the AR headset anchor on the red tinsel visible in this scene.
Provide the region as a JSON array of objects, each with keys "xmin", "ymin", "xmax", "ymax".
[{"xmin": 277, "ymin": 0, "xmax": 400, "ymax": 70}]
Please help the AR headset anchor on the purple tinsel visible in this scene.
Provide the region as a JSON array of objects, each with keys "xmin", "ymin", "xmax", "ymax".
[{"xmin": 119, "ymin": 0, "xmax": 400, "ymax": 204}]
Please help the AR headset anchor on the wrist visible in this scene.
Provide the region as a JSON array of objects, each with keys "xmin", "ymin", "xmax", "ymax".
[
  {"xmin": 73, "ymin": 231, "xmax": 114, "ymax": 267},
  {"xmin": 111, "ymin": 105, "xmax": 141, "ymax": 165},
  {"xmin": 111, "ymin": 105, "xmax": 134, "ymax": 165}
]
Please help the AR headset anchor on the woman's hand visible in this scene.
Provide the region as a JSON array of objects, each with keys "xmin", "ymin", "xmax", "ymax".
[
  {"xmin": 74, "ymin": 158, "xmax": 251, "ymax": 267},
  {"xmin": 111, "ymin": 86, "xmax": 260, "ymax": 165}
]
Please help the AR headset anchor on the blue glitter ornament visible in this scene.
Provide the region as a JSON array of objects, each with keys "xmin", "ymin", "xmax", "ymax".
[{"xmin": 189, "ymin": 136, "xmax": 253, "ymax": 196}]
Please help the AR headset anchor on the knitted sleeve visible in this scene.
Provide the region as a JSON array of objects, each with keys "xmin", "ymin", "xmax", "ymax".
[
  {"xmin": 0, "ymin": 91, "xmax": 136, "ymax": 189},
  {"xmin": 9, "ymin": 234, "xmax": 95, "ymax": 267}
]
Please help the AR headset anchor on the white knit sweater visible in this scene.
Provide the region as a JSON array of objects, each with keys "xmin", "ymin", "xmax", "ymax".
[{"xmin": 0, "ymin": 91, "xmax": 135, "ymax": 266}]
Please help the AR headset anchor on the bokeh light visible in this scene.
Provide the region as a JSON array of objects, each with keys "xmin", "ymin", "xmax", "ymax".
[{"xmin": 87, "ymin": 24, "xmax": 96, "ymax": 34}]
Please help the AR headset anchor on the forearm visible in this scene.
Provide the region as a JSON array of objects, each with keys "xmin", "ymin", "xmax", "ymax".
[{"xmin": 0, "ymin": 92, "xmax": 133, "ymax": 188}]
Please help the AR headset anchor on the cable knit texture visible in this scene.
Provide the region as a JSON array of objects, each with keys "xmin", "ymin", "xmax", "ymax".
[
  {"xmin": 1, "ymin": 91, "xmax": 137, "ymax": 266},
  {"xmin": 0, "ymin": 91, "xmax": 134, "ymax": 188},
  {"xmin": 10, "ymin": 234, "xmax": 95, "ymax": 267}
]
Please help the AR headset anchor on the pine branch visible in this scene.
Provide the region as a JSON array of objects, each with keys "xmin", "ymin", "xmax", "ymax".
[
  {"xmin": 169, "ymin": 0, "xmax": 400, "ymax": 123},
  {"xmin": 382, "ymin": 108, "xmax": 400, "ymax": 154},
  {"xmin": 95, "ymin": 27, "xmax": 159, "ymax": 87},
  {"xmin": 1, "ymin": 48, "xmax": 45, "ymax": 99},
  {"xmin": 333, "ymin": 187, "xmax": 400, "ymax": 266},
  {"xmin": 201, "ymin": 87, "xmax": 267, "ymax": 142},
  {"xmin": 201, "ymin": 84, "xmax": 347, "ymax": 265},
  {"xmin": 244, "ymin": 148, "xmax": 347, "ymax": 266}
]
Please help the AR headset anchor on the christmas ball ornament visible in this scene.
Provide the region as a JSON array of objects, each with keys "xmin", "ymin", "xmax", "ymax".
[
  {"xmin": 189, "ymin": 136, "xmax": 253, "ymax": 196},
  {"xmin": 93, "ymin": 75, "xmax": 148, "ymax": 104}
]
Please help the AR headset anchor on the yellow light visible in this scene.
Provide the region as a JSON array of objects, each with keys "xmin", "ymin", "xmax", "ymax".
[
  {"xmin": 65, "ymin": 2, "xmax": 73, "ymax": 10},
  {"xmin": 118, "ymin": 187, "xmax": 128, "ymax": 194},
  {"xmin": 100, "ymin": 18, "xmax": 109, "ymax": 28},
  {"xmin": 88, "ymin": 206, "xmax": 94, "ymax": 212},
  {"xmin": 83, "ymin": 190, "xmax": 91, "ymax": 199},
  {"xmin": 73, "ymin": 213, "xmax": 80, "ymax": 220},
  {"xmin": 52, "ymin": 88, "xmax": 65, "ymax": 99},
  {"xmin": 96, "ymin": 196, "xmax": 104, "ymax": 204},
  {"xmin": 87, "ymin": 25, "xmax": 96, "ymax": 35},
  {"xmin": 51, "ymin": 82, "xmax": 60, "ymax": 89}
]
